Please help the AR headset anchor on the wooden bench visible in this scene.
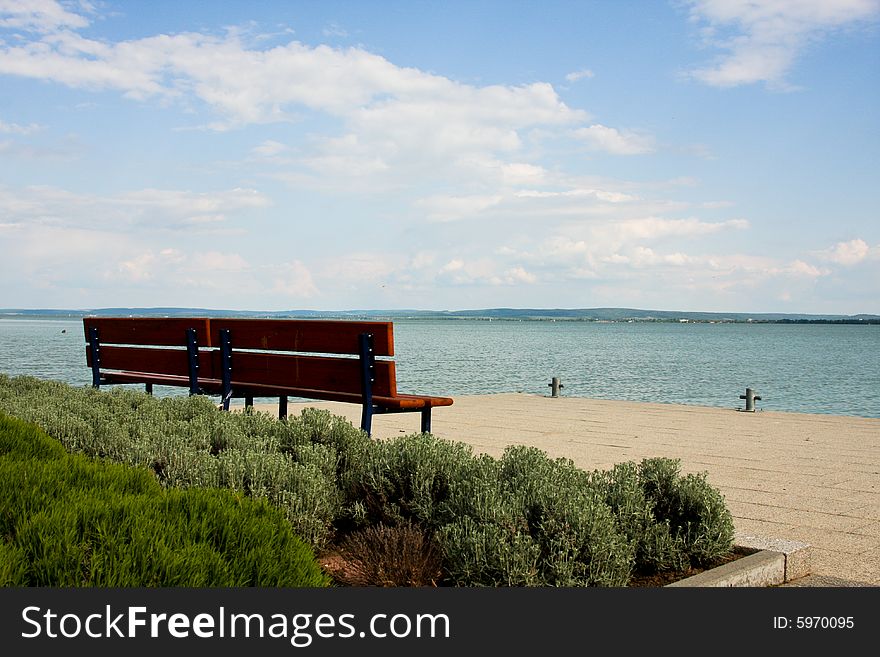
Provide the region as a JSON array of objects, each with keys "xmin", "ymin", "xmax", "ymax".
[{"xmin": 83, "ymin": 317, "xmax": 453, "ymax": 435}]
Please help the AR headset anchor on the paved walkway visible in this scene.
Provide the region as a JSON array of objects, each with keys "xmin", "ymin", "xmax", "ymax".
[{"xmin": 256, "ymin": 394, "xmax": 880, "ymax": 585}]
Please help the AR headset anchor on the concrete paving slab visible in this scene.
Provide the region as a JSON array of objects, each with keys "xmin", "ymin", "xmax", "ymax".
[{"xmin": 735, "ymin": 534, "xmax": 812, "ymax": 582}]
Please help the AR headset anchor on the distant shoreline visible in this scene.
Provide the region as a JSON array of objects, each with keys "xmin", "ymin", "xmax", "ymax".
[{"xmin": 2, "ymin": 307, "xmax": 879, "ymax": 324}]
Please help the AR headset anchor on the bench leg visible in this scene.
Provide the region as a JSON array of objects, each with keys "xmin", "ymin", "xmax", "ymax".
[
  {"xmin": 360, "ymin": 405, "xmax": 373, "ymax": 437},
  {"xmin": 145, "ymin": 383, "xmax": 153, "ymax": 395},
  {"xmin": 245, "ymin": 395, "xmax": 253, "ymax": 412},
  {"xmin": 421, "ymin": 408, "xmax": 431, "ymax": 434},
  {"xmin": 279, "ymin": 396, "xmax": 288, "ymax": 420}
]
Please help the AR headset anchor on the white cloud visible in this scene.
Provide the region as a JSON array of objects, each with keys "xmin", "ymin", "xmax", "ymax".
[
  {"xmin": 625, "ymin": 247, "xmax": 697, "ymax": 267},
  {"xmin": 116, "ymin": 248, "xmax": 187, "ymax": 283},
  {"xmin": 0, "ymin": 12, "xmax": 593, "ymax": 199},
  {"xmin": 817, "ymin": 238, "xmax": 879, "ymax": 266},
  {"xmin": 409, "ymin": 251, "xmax": 436, "ymax": 270},
  {"xmin": 322, "ymin": 23, "xmax": 349, "ymax": 38},
  {"xmin": 595, "ymin": 216, "xmax": 749, "ymax": 244},
  {"xmin": 270, "ymin": 260, "xmax": 319, "ymax": 298},
  {"xmin": 0, "ymin": 23, "xmax": 587, "ymax": 137},
  {"xmin": 339, "ymin": 81, "xmax": 582, "ymax": 171},
  {"xmin": 110, "ymin": 249, "xmax": 321, "ymax": 300},
  {"xmin": 537, "ymin": 236, "xmax": 591, "ymax": 259},
  {"xmin": 0, "ymin": 0, "xmax": 89, "ymax": 32},
  {"xmin": 514, "ymin": 188, "xmax": 638, "ymax": 203},
  {"xmin": 0, "ymin": 184, "xmax": 270, "ymax": 231},
  {"xmin": 116, "ymin": 252, "xmax": 157, "ymax": 283},
  {"xmin": 436, "ymin": 257, "xmax": 535, "ymax": 286},
  {"xmin": 496, "ymin": 217, "xmax": 751, "ymax": 279},
  {"xmin": 319, "ymin": 252, "xmax": 403, "ymax": 287},
  {"xmin": 0, "ymin": 117, "xmax": 41, "ymax": 134},
  {"xmin": 574, "ymin": 124, "xmax": 655, "ymax": 155},
  {"xmin": 414, "ymin": 194, "xmax": 504, "ymax": 222},
  {"xmin": 487, "ymin": 217, "xmax": 787, "ymax": 301},
  {"xmin": 301, "ymin": 134, "xmax": 391, "ymax": 180},
  {"xmin": 684, "ymin": 0, "xmax": 880, "ymax": 88},
  {"xmin": 777, "ymin": 259, "xmax": 831, "ymax": 278},
  {"xmin": 250, "ymin": 140, "xmax": 288, "ymax": 157},
  {"xmin": 191, "ymin": 251, "xmax": 249, "ymax": 272},
  {"xmin": 118, "ymin": 187, "xmax": 270, "ymax": 221},
  {"xmin": 565, "ymin": 69, "xmax": 595, "ymax": 82},
  {"xmin": 503, "ymin": 266, "xmax": 537, "ymax": 284},
  {"xmin": 440, "ymin": 258, "xmax": 465, "ymax": 274},
  {"xmin": 500, "ymin": 162, "xmax": 548, "ymax": 186}
]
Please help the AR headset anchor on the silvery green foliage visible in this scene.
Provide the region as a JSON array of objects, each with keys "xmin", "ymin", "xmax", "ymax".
[
  {"xmin": 589, "ymin": 461, "xmax": 688, "ymax": 573},
  {"xmin": 435, "ymin": 447, "xmax": 632, "ymax": 587},
  {"xmin": 638, "ymin": 458, "xmax": 734, "ymax": 566},
  {"xmin": 432, "ymin": 455, "xmax": 534, "ymax": 585},
  {"xmin": 439, "ymin": 454, "xmax": 511, "ymax": 525},
  {"xmin": 589, "ymin": 457, "xmax": 735, "ymax": 571},
  {"xmin": 216, "ymin": 449, "xmax": 342, "ymax": 548},
  {"xmin": 496, "ymin": 446, "xmax": 633, "ymax": 587},
  {"xmin": 438, "ymin": 516, "xmax": 542, "ymax": 586},
  {"xmin": 0, "ymin": 375, "xmax": 735, "ymax": 583},
  {"xmin": 285, "ymin": 407, "xmax": 375, "ymax": 501},
  {"xmin": 664, "ymin": 471, "xmax": 735, "ymax": 566},
  {"xmin": 0, "ymin": 375, "xmax": 345, "ymax": 551},
  {"xmin": 344, "ymin": 433, "xmax": 477, "ymax": 528}
]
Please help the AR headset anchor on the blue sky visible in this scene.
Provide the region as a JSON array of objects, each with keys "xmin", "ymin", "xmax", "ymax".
[{"xmin": 1, "ymin": 0, "xmax": 878, "ymax": 313}]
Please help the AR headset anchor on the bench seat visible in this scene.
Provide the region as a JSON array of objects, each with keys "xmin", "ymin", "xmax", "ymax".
[{"xmin": 85, "ymin": 317, "xmax": 452, "ymax": 435}]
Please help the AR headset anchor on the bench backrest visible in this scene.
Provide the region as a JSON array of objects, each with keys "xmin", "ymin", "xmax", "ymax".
[{"xmin": 83, "ymin": 317, "xmax": 399, "ymax": 396}]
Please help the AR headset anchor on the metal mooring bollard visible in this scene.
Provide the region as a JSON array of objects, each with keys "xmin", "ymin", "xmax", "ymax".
[
  {"xmin": 549, "ymin": 377, "xmax": 564, "ymax": 397},
  {"xmin": 739, "ymin": 387, "xmax": 762, "ymax": 412}
]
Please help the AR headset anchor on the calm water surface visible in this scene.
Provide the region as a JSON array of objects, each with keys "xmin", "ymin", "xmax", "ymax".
[{"xmin": 1, "ymin": 317, "xmax": 878, "ymax": 418}]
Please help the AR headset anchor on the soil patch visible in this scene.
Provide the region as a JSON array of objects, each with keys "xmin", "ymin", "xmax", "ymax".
[
  {"xmin": 319, "ymin": 546, "xmax": 761, "ymax": 587},
  {"xmin": 627, "ymin": 546, "xmax": 759, "ymax": 587}
]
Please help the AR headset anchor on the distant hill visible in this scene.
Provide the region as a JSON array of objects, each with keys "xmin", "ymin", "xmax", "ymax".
[
  {"xmin": 2, "ymin": 307, "xmax": 878, "ymax": 323},
  {"xmin": 431, "ymin": 307, "xmax": 880, "ymax": 322}
]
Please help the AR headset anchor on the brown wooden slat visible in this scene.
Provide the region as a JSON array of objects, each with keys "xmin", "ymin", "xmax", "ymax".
[
  {"xmin": 205, "ymin": 318, "xmax": 394, "ymax": 355},
  {"xmin": 210, "ymin": 382, "xmax": 367, "ymax": 404},
  {"xmin": 83, "ymin": 317, "xmax": 210, "ymax": 347},
  {"xmin": 98, "ymin": 373, "xmax": 452, "ymax": 410},
  {"xmin": 99, "ymin": 371, "xmax": 222, "ymax": 391},
  {"xmin": 239, "ymin": 388, "xmax": 448, "ymax": 409},
  {"xmin": 388, "ymin": 393, "xmax": 455, "ymax": 409},
  {"xmin": 87, "ymin": 345, "xmax": 215, "ymax": 379},
  {"xmin": 215, "ymin": 351, "xmax": 397, "ymax": 397}
]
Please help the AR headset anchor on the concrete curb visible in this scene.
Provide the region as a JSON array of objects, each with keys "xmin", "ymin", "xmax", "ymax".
[{"xmin": 667, "ymin": 534, "xmax": 812, "ymax": 587}]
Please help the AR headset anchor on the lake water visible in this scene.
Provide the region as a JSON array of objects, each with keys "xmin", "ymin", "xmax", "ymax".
[{"xmin": 1, "ymin": 317, "xmax": 878, "ymax": 418}]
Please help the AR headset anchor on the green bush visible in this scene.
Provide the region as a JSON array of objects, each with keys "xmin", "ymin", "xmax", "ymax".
[
  {"xmin": 285, "ymin": 408, "xmax": 377, "ymax": 512},
  {"xmin": 436, "ymin": 447, "xmax": 633, "ymax": 587},
  {"xmin": 496, "ymin": 446, "xmax": 633, "ymax": 586},
  {"xmin": 0, "ymin": 375, "xmax": 736, "ymax": 586},
  {"xmin": 638, "ymin": 457, "xmax": 734, "ymax": 566},
  {"xmin": 0, "ymin": 376, "xmax": 344, "ymax": 551},
  {"xmin": 590, "ymin": 461, "xmax": 687, "ymax": 573},
  {"xmin": 438, "ymin": 516, "xmax": 542, "ymax": 586},
  {"xmin": 0, "ymin": 413, "xmax": 330, "ymax": 587},
  {"xmin": 590, "ymin": 457, "xmax": 734, "ymax": 572},
  {"xmin": 343, "ymin": 433, "xmax": 476, "ymax": 528},
  {"xmin": 217, "ymin": 449, "xmax": 342, "ymax": 548}
]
